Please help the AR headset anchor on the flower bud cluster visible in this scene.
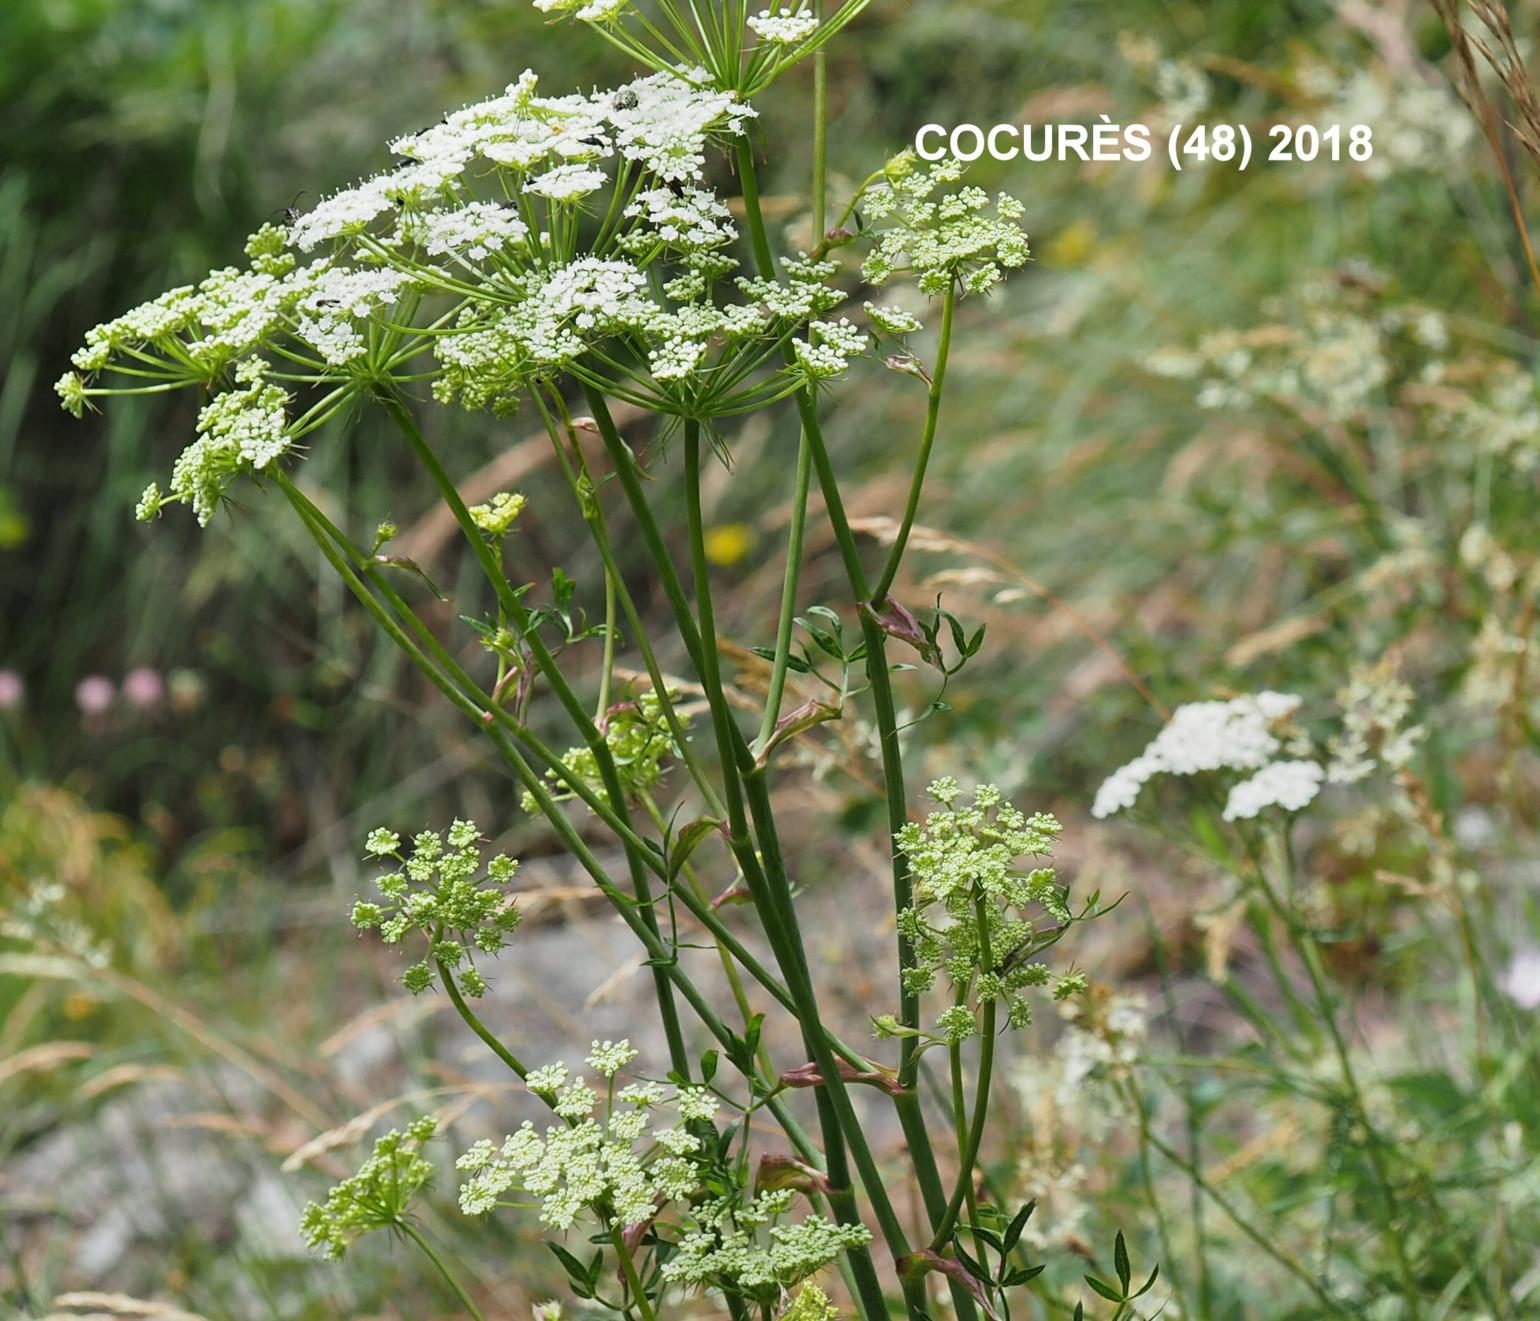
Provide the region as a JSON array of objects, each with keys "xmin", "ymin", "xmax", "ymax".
[
  {"xmin": 659, "ymin": 1189, "xmax": 872, "ymax": 1303},
  {"xmin": 523, "ymin": 690, "xmax": 688, "ymax": 812},
  {"xmin": 351, "ymin": 820, "xmax": 521, "ymax": 997},
  {"xmin": 299, "ymin": 1116, "xmax": 438, "ymax": 1260},
  {"xmin": 895, "ymin": 779, "xmax": 1075, "ymax": 1041},
  {"xmin": 860, "ymin": 158, "xmax": 1030, "ymax": 296}
]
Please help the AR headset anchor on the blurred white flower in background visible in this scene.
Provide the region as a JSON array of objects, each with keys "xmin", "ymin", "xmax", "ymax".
[{"xmin": 1499, "ymin": 948, "xmax": 1540, "ymax": 1011}]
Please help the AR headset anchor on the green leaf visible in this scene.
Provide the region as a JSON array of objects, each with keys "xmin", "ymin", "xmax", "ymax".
[
  {"xmin": 669, "ymin": 816, "xmax": 723, "ymax": 882},
  {"xmin": 1114, "ymin": 1230, "xmax": 1131, "ymax": 1292},
  {"xmin": 1084, "ymin": 1274, "xmax": 1123, "ymax": 1303},
  {"xmin": 953, "ymin": 1239, "xmax": 989, "ymax": 1282},
  {"xmin": 548, "ymin": 1243, "xmax": 594, "ymax": 1298},
  {"xmin": 750, "ymin": 645, "xmax": 813, "ymax": 673},
  {"xmin": 1004, "ymin": 1200, "xmax": 1036, "ymax": 1253},
  {"xmin": 971, "ymin": 1225, "xmax": 1003, "ymax": 1252},
  {"xmin": 1134, "ymin": 1264, "xmax": 1160, "ymax": 1298},
  {"xmin": 371, "ymin": 554, "xmax": 449, "ymax": 601}
]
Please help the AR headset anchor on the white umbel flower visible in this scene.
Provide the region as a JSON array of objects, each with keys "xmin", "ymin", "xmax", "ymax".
[
  {"xmin": 411, "ymin": 202, "xmax": 529, "ymax": 261},
  {"xmin": 526, "ymin": 163, "xmax": 609, "ymax": 201},
  {"xmin": 864, "ymin": 301, "xmax": 924, "ymax": 335},
  {"xmin": 748, "ymin": 7, "xmax": 819, "ymax": 43}
]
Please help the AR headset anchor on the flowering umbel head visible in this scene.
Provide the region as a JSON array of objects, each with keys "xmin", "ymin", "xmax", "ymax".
[
  {"xmin": 456, "ymin": 1041, "xmax": 711, "ymax": 1229},
  {"xmin": 659, "ymin": 1189, "xmax": 872, "ymax": 1304},
  {"xmin": 299, "ymin": 1116, "xmax": 437, "ymax": 1260},
  {"xmin": 895, "ymin": 780, "xmax": 1081, "ymax": 1040},
  {"xmin": 859, "ymin": 159, "xmax": 1031, "ymax": 296},
  {"xmin": 55, "ymin": 63, "xmax": 886, "ymax": 524},
  {"xmin": 351, "ymin": 819, "xmax": 521, "ymax": 997}
]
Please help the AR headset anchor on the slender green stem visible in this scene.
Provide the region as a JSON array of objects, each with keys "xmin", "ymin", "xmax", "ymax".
[
  {"xmin": 278, "ymin": 471, "xmax": 828, "ymax": 1160},
  {"xmin": 584, "ymin": 393, "xmax": 906, "ymax": 1315},
  {"xmin": 1259, "ymin": 837, "xmax": 1422, "ymax": 1316},
  {"xmin": 598, "ymin": 567, "xmax": 618, "ymax": 721},
  {"xmin": 871, "ymin": 279, "xmax": 957, "ymax": 605},
  {"xmin": 930, "ymin": 901, "xmax": 995, "ymax": 1251},
  {"xmin": 1117, "ymin": 1081, "xmax": 1346, "ymax": 1315},
  {"xmin": 734, "ymin": 141, "xmax": 930, "ymax": 1089},
  {"xmin": 731, "ymin": 135, "xmax": 976, "ymax": 1321},
  {"xmin": 398, "ymin": 1221, "xmax": 487, "ymax": 1321},
  {"xmin": 610, "ymin": 1224, "xmax": 659, "ymax": 1321},
  {"xmin": 1144, "ymin": 902, "xmax": 1210, "ymax": 1317},
  {"xmin": 756, "ymin": 433, "xmax": 813, "ymax": 752},
  {"xmin": 1126, "ymin": 1077, "xmax": 1186, "ymax": 1321},
  {"xmin": 735, "ymin": 137, "xmax": 778, "ymax": 278},
  {"xmin": 949, "ymin": 1036, "xmax": 968, "ymax": 1170},
  {"xmin": 439, "ymin": 958, "xmax": 529, "ymax": 1080},
  {"xmin": 576, "ymin": 397, "xmax": 898, "ymax": 1310},
  {"xmin": 640, "ymin": 789, "xmax": 773, "ymax": 1077},
  {"xmin": 534, "ymin": 387, "xmax": 727, "ymax": 819},
  {"xmin": 682, "ymin": 421, "xmax": 904, "ymax": 1321},
  {"xmin": 812, "ymin": 0, "xmax": 827, "ymax": 240},
  {"xmin": 279, "ymin": 470, "xmax": 673, "ymax": 877}
]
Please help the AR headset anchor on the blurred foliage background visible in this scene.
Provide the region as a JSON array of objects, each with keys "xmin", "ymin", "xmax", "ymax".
[{"xmin": 5, "ymin": 0, "xmax": 1540, "ymax": 1317}]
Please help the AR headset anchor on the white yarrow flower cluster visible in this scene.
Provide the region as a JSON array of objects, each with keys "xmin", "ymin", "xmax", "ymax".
[
  {"xmin": 1093, "ymin": 691, "xmax": 1328, "ymax": 823},
  {"xmin": 1222, "ymin": 759, "xmax": 1326, "ymax": 821}
]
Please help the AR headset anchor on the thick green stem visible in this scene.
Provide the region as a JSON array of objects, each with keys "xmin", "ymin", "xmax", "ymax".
[
  {"xmin": 610, "ymin": 1224, "xmax": 659, "ymax": 1321},
  {"xmin": 379, "ymin": 391, "xmax": 690, "ymax": 1081},
  {"xmin": 682, "ymin": 422, "xmax": 901, "ymax": 1321},
  {"xmin": 731, "ymin": 137, "xmax": 975, "ymax": 1321}
]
